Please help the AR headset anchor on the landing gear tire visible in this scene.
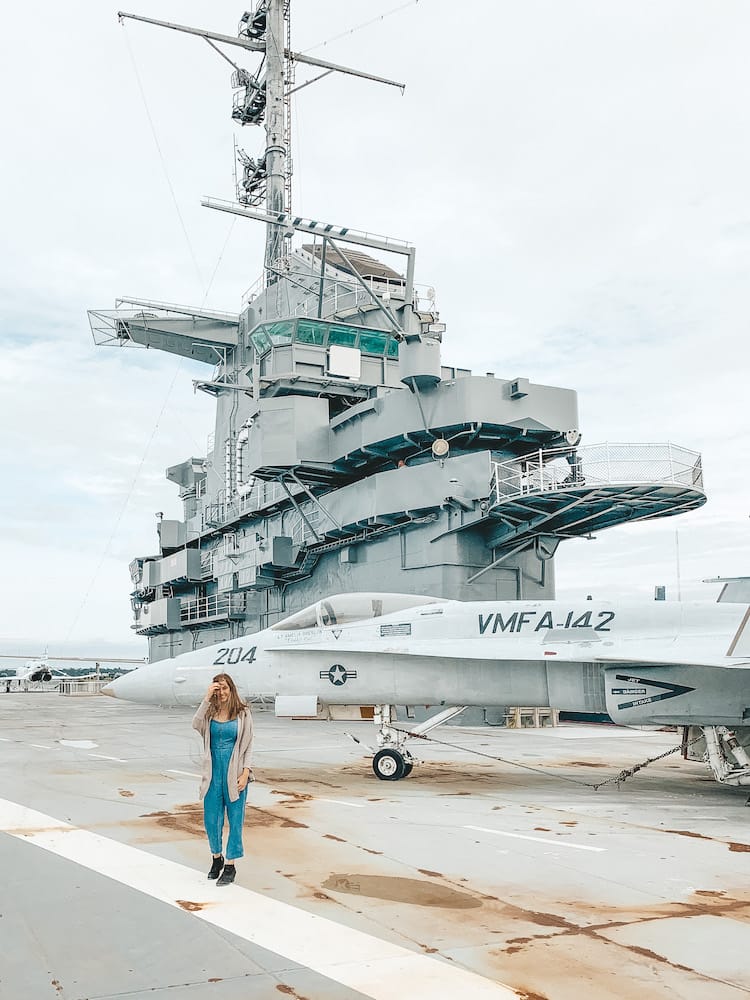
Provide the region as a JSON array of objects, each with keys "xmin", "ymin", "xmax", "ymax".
[
  {"xmin": 402, "ymin": 761, "xmax": 413, "ymax": 777},
  {"xmin": 373, "ymin": 748, "xmax": 406, "ymax": 781}
]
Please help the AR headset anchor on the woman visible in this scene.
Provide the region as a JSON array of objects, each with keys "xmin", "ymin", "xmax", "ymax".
[{"xmin": 192, "ymin": 673, "xmax": 254, "ymax": 886}]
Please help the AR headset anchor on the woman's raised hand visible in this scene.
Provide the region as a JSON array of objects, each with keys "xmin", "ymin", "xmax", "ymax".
[{"xmin": 205, "ymin": 682, "xmax": 220, "ymax": 701}]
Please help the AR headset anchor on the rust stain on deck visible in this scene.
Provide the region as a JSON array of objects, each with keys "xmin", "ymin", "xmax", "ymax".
[
  {"xmin": 249, "ymin": 806, "xmax": 308, "ymax": 829},
  {"xmin": 275, "ymin": 985, "xmax": 310, "ymax": 999},
  {"xmin": 271, "ymin": 789, "xmax": 313, "ymax": 806},
  {"xmin": 323, "ymin": 873, "xmax": 482, "ymax": 909},
  {"xmin": 666, "ymin": 829, "xmax": 750, "ymax": 852},
  {"xmin": 137, "ymin": 801, "xmax": 308, "ymax": 836}
]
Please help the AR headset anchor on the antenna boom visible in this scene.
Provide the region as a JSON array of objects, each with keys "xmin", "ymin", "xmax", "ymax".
[{"xmin": 117, "ymin": 12, "xmax": 405, "ymax": 90}]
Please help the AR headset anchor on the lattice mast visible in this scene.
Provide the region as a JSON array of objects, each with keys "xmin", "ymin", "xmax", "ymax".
[
  {"xmin": 233, "ymin": 2, "xmax": 293, "ymax": 284},
  {"xmin": 261, "ymin": 0, "xmax": 290, "ymax": 280}
]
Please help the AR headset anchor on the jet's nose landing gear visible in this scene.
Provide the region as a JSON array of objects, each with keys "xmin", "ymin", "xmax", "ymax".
[
  {"xmin": 367, "ymin": 704, "xmax": 468, "ymax": 780},
  {"xmin": 373, "ymin": 747, "xmax": 414, "ymax": 781},
  {"xmin": 371, "ymin": 705, "xmax": 415, "ymax": 780}
]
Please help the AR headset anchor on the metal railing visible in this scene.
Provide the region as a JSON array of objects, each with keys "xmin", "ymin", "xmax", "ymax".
[
  {"xmin": 60, "ymin": 679, "xmax": 110, "ymax": 697},
  {"xmin": 180, "ymin": 594, "xmax": 245, "ymax": 625},
  {"xmin": 242, "ymin": 247, "xmax": 435, "ymax": 316},
  {"xmin": 203, "ymin": 479, "xmax": 303, "ymax": 531},
  {"xmin": 287, "ymin": 505, "xmax": 322, "ymax": 546},
  {"xmin": 200, "ymin": 550, "xmax": 215, "ymax": 576},
  {"xmin": 292, "ymin": 277, "xmax": 437, "ymax": 320},
  {"xmin": 490, "ymin": 442, "xmax": 703, "ymax": 505}
]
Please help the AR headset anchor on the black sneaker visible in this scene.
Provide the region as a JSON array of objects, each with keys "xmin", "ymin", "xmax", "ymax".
[
  {"xmin": 207, "ymin": 855, "xmax": 224, "ymax": 880},
  {"xmin": 216, "ymin": 864, "xmax": 236, "ymax": 886}
]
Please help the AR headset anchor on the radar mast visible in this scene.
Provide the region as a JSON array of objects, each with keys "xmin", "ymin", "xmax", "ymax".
[
  {"xmin": 118, "ymin": 3, "xmax": 404, "ymax": 287},
  {"xmin": 233, "ymin": 1, "xmax": 292, "ymax": 283}
]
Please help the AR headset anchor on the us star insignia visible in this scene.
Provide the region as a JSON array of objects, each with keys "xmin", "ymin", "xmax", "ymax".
[{"xmin": 320, "ymin": 664, "xmax": 357, "ymax": 686}]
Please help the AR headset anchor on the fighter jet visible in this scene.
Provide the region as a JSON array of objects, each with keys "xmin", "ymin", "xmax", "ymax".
[
  {"xmin": 0, "ymin": 653, "xmax": 144, "ymax": 688},
  {"xmin": 104, "ymin": 592, "xmax": 750, "ymax": 786}
]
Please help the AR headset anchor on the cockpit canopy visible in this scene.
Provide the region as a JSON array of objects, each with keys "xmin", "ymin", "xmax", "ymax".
[{"xmin": 271, "ymin": 593, "xmax": 447, "ymax": 632}]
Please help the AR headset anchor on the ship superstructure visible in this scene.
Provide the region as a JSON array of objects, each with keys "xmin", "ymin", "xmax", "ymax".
[{"xmin": 89, "ymin": 3, "xmax": 706, "ymax": 663}]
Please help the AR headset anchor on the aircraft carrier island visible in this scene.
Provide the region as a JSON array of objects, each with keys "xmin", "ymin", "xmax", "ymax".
[{"xmin": 89, "ymin": 4, "xmax": 705, "ymax": 667}]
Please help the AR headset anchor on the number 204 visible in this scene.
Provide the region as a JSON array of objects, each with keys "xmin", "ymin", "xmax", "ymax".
[{"xmin": 213, "ymin": 646, "xmax": 257, "ymax": 666}]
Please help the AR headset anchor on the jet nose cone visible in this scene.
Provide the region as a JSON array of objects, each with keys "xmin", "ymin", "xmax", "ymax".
[
  {"xmin": 101, "ymin": 673, "xmax": 131, "ymax": 699},
  {"xmin": 99, "ymin": 663, "xmax": 175, "ymax": 705}
]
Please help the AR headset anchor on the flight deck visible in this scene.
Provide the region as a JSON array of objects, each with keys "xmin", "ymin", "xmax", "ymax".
[{"xmin": 1, "ymin": 693, "xmax": 749, "ymax": 999}]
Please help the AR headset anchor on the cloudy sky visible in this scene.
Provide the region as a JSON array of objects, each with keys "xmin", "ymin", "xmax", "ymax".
[{"xmin": 1, "ymin": 1, "xmax": 748, "ymax": 659}]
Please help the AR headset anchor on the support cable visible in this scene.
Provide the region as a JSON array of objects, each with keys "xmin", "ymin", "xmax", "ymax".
[
  {"xmin": 121, "ymin": 24, "xmax": 204, "ymax": 286},
  {"xmin": 302, "ymin": 0, "xmax": 421, "ymax": 54},
  {"xmin": 385, "ymin": 726, "xmax": 705, "ymax": 791},
  {"xmin": 66, "ymin": 29, "xmax": 239, "ymax": 642}
]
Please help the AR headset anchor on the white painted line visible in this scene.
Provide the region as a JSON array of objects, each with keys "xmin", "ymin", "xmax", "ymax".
[
  {"xmin": 88, "ymin": 753, "xmax": 128, "ymax": 763},
  {"xmin": 318, "ymin": 799, "xmax": 366, "ymax": 808},
  {"xmin": 0, "ymin": 737, "xmax": 10, "ymax": 742},
  {"xmin": 465, "ymin": 825, "xmax": 606, "ymax": 853},
  {"xmin": 0, "ymin": 797, "xmax": 517, "ymax": 1000},
  {"xmin": 166, "ymin": 769, "xmax": 201, "ymax": 779},
  {"xmin": 29, "ymin": 744, "xmax": 52, "ymax": 750}
]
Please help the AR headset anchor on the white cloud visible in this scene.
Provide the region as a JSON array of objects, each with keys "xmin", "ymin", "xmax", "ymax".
[{"xmin": 1, "ymin": 0, "xmax": 748, "ymax": 657}]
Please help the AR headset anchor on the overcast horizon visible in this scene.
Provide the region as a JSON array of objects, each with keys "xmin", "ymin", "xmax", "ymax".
[{"xmin": 1, "ymin": 1, "xmax": 748, "ymax": 659}]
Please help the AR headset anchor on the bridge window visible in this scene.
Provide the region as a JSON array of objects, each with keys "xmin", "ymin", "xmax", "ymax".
[
  {"xmin": 250, "ymin": 326, "xmax": 271, "ymax": 355},
  {"xmin": 359, "ymin": 331, "xmax": 387, "ymax": 356},
  {"xmin": 249, "ymin": 319, "xmax": 397, "ymax": 359},
  {"xmin": 297, "ymin": 320, "xmax": 326, "ymax": 345},
  {"xmin": 328, "ymin": 325, "xmax": 358, "ymax": 348},
  {"xmin": 267, "ymin": 320, "xmax": 294, "ymax": 345}
]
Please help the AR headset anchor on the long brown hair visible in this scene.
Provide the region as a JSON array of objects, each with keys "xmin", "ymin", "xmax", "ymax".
[{"xmin": 208, "ymin": 672, "xmax": 246, "ymax": 721}]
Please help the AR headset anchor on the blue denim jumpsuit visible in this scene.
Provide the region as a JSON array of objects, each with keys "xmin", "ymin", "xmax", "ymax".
[{"xmin": 203, "ymin": 718, "xmax": 248, "ymax": 860}]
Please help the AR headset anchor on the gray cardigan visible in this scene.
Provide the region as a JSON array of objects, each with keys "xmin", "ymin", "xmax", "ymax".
[{"xmin": 191, "ymin": 699, "xmax": 254, "ymax": 802}]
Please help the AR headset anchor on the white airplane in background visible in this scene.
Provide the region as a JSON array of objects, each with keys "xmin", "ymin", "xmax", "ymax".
[
  {"xmin": 104, "ymin": 592, "xmax": 750, "ymax": 788},
  {"xmin": 0, "ymin": 653, "xmax": 145, "ymax": 686}
]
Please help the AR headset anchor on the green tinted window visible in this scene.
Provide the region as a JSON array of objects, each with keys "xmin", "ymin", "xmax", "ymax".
[
  {"xmin": 296, "ymin": 320, "xmax": 326, "ymax": 345},
  {"xmin": 359, "ymin": 331, "xmax": 387, "ymax": 356},
  {"xmin": 328, "ymin": 325, "xmax": 357, "ymax": 348},
  {"xmin": 267, "ymin": 320, "xmax": 294, "ymax": 345},
  {"xmin": 250, "ymin": 326, "xmax": 271, "ymax": 355},
  {"xmin": 386, "ymin": 336, "xmax": 400, "ymax": 358}
]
